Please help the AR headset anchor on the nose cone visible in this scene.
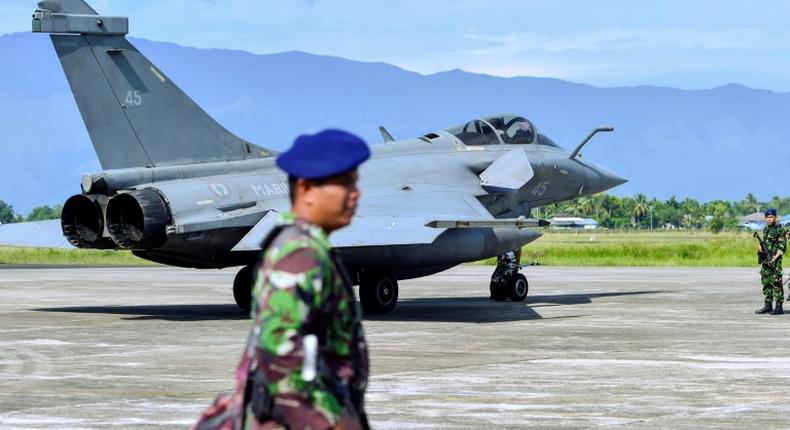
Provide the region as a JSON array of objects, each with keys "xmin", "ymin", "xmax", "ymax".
[
  {"xmin": 584, "ymin": 162, "xmax": 627, "ymax": 194},
  {"xmin": 599, "ymin": 169, "xmax": 628, "ymax": 191}
]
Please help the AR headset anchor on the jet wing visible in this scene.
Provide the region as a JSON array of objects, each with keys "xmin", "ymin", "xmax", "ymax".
[
  {"xmin": 232, "ymin": 191, "xmax": 497, "ymax": 251},
  {"xmin": 0, "ymin": 220, "xmax": 74, "ymax": 249}
]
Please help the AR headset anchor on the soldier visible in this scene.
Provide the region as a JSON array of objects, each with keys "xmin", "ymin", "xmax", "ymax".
[
  {"xmin": 784, "ymin": 217, "xmax": 790, "ymax": 293},
  {"xmin": 755, "ymin": 208, "xmax": 786, "ymax": 315},
  {"xmin": 246, "ymin": 129, "xmax": 371, "ymax": 429}
]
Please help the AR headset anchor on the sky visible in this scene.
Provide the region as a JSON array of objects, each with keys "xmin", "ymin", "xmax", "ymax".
[{"xmin": 2, "ymin": 0, "xmax": 789, "ymax": 91}]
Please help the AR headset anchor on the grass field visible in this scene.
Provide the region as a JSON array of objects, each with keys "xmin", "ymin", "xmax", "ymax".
[
  {"xmin": 0, "ymin": 247, "xmax": 155, "ymax": 266},
  {"xmin": 480, "ymin": 230, "xmax": 760, "ymax": 267},
  {"xmin": 0, "ymin": 230, "xmax": 763, "ymax": 267}
]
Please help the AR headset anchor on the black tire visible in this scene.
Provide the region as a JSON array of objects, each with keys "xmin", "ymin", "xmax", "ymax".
[
  {"xmin": 508, "ymin": 273, "xmax": 529, "ymax": 302},
  {"xmin": 489, "ymin": 280, "xmax": 508, "ymax": 301},
  {"xmin": 233, "ymin": 264, "xmax": 254, "ymax": 312},
  {"xmin": 359, "ymin": 272, "xmax": 398, "ymax": 315}
]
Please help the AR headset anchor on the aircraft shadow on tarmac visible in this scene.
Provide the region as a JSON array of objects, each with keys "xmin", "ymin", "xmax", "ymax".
[
  {"xmin": 33, "ymin": 291, "xmax": 662, "ymax": 323},
  {"xmin": 33, "ymin": 304, "xmax": 248, "ymax": 322},
  {"xmin": 366, "ymin": 290, "xmax": 663, "ymax": 323}
]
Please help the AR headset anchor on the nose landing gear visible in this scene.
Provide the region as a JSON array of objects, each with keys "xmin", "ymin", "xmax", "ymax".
[{"xmin": 490, "ymin": 249, "xmax": 529, "ymax": 302}]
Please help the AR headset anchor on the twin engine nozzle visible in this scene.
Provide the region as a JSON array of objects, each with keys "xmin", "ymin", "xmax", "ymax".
[{"xmin": 60, "ymin": 189, "xmax": 171, "ymax": 250}]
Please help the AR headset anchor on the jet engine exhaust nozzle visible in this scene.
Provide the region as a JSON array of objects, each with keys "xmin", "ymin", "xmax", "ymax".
[
  {"xmin": 106, "ymin": 188, "xmax": 171, "ymax": 249},
  {"xmin": 61, "ymin": 194, "xmax": 116, "ymax": 249}
]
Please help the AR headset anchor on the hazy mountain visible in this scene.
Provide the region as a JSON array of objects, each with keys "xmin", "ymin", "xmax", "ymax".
[{"xmin": 1, "ymin": 32, "xmax": 787, "ymax": 214}]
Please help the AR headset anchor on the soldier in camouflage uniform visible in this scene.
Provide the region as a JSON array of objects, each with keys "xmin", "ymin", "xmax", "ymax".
[
  {"xmin": 245, "ymin": 129, "xmax": 371, "ymax": 429},
  {"xmin": 755, "ymin": 208, "xmax": 786, "ymax": 315}
]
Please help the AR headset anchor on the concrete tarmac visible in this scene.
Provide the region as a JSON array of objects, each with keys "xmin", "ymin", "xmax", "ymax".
[{"xmin": 0, "ymin": 266, "xmax": 787, "ymax": 429}]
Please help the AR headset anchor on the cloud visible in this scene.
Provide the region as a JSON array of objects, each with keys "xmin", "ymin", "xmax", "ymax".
[{"xmin": 463, "ymin": 27, "xmax": 790, "ymax": 55}]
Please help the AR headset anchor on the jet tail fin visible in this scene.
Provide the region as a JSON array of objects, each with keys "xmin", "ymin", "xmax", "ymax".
[
  {"xmin": 33, "ymin": 0, "xmax": 274, "ymax": 170},
  {"xmin": 37, "ymin": 0, "xmax": 97, "ymax": 14}
]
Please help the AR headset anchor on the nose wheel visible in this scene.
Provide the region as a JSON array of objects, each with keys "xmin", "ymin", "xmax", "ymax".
[
  {"xmin": 490, "ymin": 249, "xmax": 528, "ymax": 302},
  {"xmin": 359, "ymin": 272, "xmax": 398, "ymax": 315}
]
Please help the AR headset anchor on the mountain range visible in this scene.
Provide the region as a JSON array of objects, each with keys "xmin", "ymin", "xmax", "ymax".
[{"xmin": 1, "ymin": 32, "xmax": 787, "ymax": 214}]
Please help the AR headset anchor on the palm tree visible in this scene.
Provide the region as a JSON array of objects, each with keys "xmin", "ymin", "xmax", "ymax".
[
  {"xmin": 601, "ymin": 194, "xmax": 619, "ymax": 218},
  {"xmin": 579, "ymin": 197, "xmax": 596, "ymax": 216},
  {"xmin": 769, "ymin": 196, "xmax": 782, "ymax": 212},
  {"xmin": 632, "ymin": 194, "xmax": 649, "ymax": 227},
  {"xmin": 680, "ymin": 198, "xmax": 701, "ymax": 229},
  {"xmin": 742, "ymin": 193, "xmax": 759, "ymax": 214}
]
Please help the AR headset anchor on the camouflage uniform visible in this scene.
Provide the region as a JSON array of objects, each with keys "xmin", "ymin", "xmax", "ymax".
[
  {"xmin": 760, "ymin": 223, "xmax": 786, "ymax": 304},
  {"xmin": 245, "ymin": 212, "xmax": 369, "ymax": 430}
]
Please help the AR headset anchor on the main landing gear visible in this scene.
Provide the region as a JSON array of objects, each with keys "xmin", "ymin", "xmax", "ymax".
[
  {"xmin": 489, "ymin": 248, "xmax": 529, "ymax": 302},
  {"xmin": 232, "ymin": 264, "xmax": 401, "ymax": 316},
  {"xmin": 358, "ymin": 271, "xmax": 398, "ymax": 315},
  {"xmin": 233, "ymin": 264, "xmax": 254, "ymax": 312}
]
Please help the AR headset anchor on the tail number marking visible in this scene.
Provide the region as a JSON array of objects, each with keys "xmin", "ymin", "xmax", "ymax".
[{"xmin": 124, "ymin": 90, "xmax": 142, "ymax": 107}]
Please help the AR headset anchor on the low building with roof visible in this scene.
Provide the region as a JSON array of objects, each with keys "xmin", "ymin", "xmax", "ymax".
[
  {"xmin": 738, "ymin": 212, "xmax": 766, "ymax": 231},
  {"xmin": 550, "ymin": 215, "xmax": 599, "ymax": 230}
]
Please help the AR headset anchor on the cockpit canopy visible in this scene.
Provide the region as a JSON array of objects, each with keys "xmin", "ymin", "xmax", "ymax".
[{"xmin": 445, "ymin": 113, "xmax": 561, "ymax": 148}]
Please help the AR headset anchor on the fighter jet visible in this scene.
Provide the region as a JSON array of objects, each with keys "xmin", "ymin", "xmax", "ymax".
[{"xmin": 2, "ymin": 0, "xmax": 626, "ymax": 314}]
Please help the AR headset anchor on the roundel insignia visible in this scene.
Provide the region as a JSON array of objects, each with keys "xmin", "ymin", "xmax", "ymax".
[{"xmin": 208, "ymin": 182, "xmax": 231, "ymax": 198}]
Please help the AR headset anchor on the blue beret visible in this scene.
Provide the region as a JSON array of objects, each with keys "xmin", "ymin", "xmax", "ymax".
[
  {"xmin": 276, "ymin": 129, "xmax": 371, "ymax": 180},
  {"xmin": 765, "ymin": 208, "xmax": 777, "ymax": 216}
]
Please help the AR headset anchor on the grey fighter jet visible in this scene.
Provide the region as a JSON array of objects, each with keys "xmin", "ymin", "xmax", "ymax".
[{"xmin": 2, "ymin": 0, "xmax": 626, "ymax": 314}]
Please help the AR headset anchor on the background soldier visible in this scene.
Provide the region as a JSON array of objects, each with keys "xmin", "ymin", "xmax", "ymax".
[
  {"xmin": 246, "ymin": 129, "xmax": 371, "ymax": 429},
  {"xmin": 755, "ymin": 208, "xmax": 786, "ymax": 315}
]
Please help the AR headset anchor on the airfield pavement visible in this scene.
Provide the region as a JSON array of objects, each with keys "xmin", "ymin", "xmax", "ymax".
[{"xmin": 0, "ymin": 265, "xmax": 788, "ymax": 429}]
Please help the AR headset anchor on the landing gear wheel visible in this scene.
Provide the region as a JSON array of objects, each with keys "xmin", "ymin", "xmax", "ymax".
[
  {"xmin": 359, "ymin": 272, "xmax": 398, "ymax": 315},
  {"xmin": 508, "ymin": 273, "xmax": 529, "ymax": 302},
  {"xmin": 490, "ymin": 248, "xmax": 524, "ymax": 302},
  {"xmin": 489, "ymin": 280, "xmax": 508, "ymax": 301},
  {"xmin": 233, "ymin": 264, "xmax": 255, "ymax": 312}
]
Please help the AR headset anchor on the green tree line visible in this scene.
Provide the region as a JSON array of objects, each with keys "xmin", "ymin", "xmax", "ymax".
[
  {"xmin": 0, "ymin": 200, "xmax": 62, "ymax": 224},
  {"xmin": 539, "ymin": 193, "xmax": 790, "ymax": 232}
]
